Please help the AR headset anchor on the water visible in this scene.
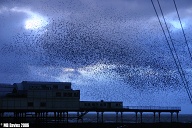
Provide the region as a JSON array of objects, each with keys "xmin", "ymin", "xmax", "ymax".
[
  {"xmin": 77, "ymin": 113, "xmax": 192, "ymax": 123},
  {"xmin": 2, "ymin": 112, "xmax": 192, "ymax": 123}
]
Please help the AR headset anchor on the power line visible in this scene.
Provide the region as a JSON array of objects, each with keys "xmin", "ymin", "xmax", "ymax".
[
  {"xmin": 156, "ymin": 0, "xmax": 192, "ymax": 102},
  {"xmin": 150, "ymin": 0, "xmax": 192, "ymax": 103},
  {"xmin": 173, "ymin": 0, "xmax": 192, "ymax": 62}
]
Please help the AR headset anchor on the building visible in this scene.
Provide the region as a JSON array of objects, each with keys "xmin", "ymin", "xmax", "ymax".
[{"xmin": 0, "ymin": 81, "xmax": 123, "ymax": 110}]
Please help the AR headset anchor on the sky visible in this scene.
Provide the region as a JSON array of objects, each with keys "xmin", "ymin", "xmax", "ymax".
[{"xmin": 0, "ymin": 0, "xmax": 192, "ymax": 114}]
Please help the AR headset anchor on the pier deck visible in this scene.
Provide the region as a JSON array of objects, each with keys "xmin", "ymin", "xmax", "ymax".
[{"xmin": 0, "ymin": 106, "xmax": 181, "ymax": 124}]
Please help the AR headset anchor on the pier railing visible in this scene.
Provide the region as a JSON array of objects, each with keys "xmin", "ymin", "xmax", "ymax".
[{"xmin": 123, "ymin": 106, "xmax": 181, "ymax": 111}]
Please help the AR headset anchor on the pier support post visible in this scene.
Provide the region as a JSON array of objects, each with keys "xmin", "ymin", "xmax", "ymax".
[
  {"xmin": 59, "ymin": 112, "xmax": 61, "ymax": 122},
  {"xmin": 1, "ymin": 112, "xmax": 3, "ymax": 122},
  {"xmin": 45, "ymin": 112, "xmax": 47, "ymax": 122},
  {"xmin": 121, "ymin": 112, "xmax": 123, "ymax": 123},
  {"xmin": 63, "ymin": 112, "xmax": 65, "ymax": 123},
  {"xmin": 56, "ymin": 112, "xmax": 59, "ymax": 123},
  {"xmin": 140, "ymin": 112, "xmax": 143, "ymax": 123},
  {"xmin": 135, "ymin": 112, "xmax": 138, "ymax": 123},
  {"xmin": 116, "ymin": 112, "xmax": 118, "ymax": 123},
  {"xmin": 0, "ymin": 112, "xmax": 3, "ymax": 117},
  {"xmin": 171, "ymin": 112, "xmax": 173, "ymax": 122},
  {"xmin": 67, "ymin": 111, "xmax": 69, "ymax": 123},
  {"xmin": 54, "ymin": 112, "xmax": 56, "ymax": 123},
  {"xmin": 77, "ymin": 112, "xmax": 79, "ymax": 123},
  {"xmin": 43, "ymin": 112, "xmax": 45, "ymax": 122},
  {"xmin": 23, "ymin": 112, "xmax": 25, "ymax": 122},
  {"xmin": 97, "ymin": 112, "xmax": 99, "ymax": 123},
  {"xmin": 176, "ymin": 112, "xmax": 179, "ymax": 122},
  {"xmin": 101, "ymin": 112, "xmax": 104, "ymax": 123},
  {"xmin": 24, "ymin": 112, "xmax": 26, "ymax": 122},
  {"xmin": 158, "ymin": 112, "xmax": 161, "ymax": 122},
  {"xmin": 153, "ymin": 112, "xmax": 156, "ymax": 123}
]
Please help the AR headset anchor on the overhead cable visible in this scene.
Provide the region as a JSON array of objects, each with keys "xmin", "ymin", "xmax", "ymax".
[
  {"xmin": 151, "ymin": 0, "xmax": 192, "ymax": 103},
  {"xmin": 173, "ymin": 0, "xmax": 192, "ymax": 62}
]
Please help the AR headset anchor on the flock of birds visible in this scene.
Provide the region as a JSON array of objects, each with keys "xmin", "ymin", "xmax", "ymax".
[{"xmin": 0, "ymin": 0, "xmax": 190, "ymax": 105}]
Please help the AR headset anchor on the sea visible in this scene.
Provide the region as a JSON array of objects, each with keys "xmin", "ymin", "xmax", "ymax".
[
  {"xmin": 2, "ymin": 112, "xmax": 192, "ymax": 123},
  {"xmin": 69, "ymin": 113, "xmax": 192, "ymax": 123},
  {"xmin": 1, "ymin": 113, "xmax": 192, "ymax": 128}
]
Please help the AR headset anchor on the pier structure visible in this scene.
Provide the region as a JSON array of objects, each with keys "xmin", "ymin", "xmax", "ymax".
[
  {"xmin": 0, "ymin": 81, "xmax": 181, "ymax": 123},
  {"xmin": 0, "ymin": 106, "xmax": 181, "ymax": 123},
  {"xmin": 80, "ymin": 106, "xmax": 181, "ymax": 123}
]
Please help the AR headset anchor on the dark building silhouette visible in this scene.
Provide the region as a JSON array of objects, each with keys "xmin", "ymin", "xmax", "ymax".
[{"xmin": 0, "ymin": 81, "xmax": 122, "ymax": 110}]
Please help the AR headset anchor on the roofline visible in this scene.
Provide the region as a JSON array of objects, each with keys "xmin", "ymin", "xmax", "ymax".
[{"xmin": 21, "ymin": 81, "xmax": 71, "ymax": 84}]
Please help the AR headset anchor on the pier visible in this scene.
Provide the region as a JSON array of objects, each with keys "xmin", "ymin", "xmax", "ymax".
[
  {"xmin": 0, "ymin": 106, "xmax": 181, "ymax": 124},
  {"xmin": 0, "ymin": 81, "xmax": 181, "ymax": 124}
]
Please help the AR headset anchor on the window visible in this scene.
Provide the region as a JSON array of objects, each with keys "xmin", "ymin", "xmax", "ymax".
[
  {"xmin": 74, "ymin": 92, "xmax": 79, "ymax": 97},
  {"xmin": 63, "ymin": 92, "xmax": 72, "ymax": 97},
  {"xmin": 12, "ymin": 88, "xmax": 17, "ymax": 93},
  {"xmin": 40, "ymin": 102, "xmax": 46, "ymax": 107},
  {"xmin": 67, "ymin": 92, "xmax": 72, "ymax": 97},
  {"xmin": 41, "ymin": 85, "xmax": 47, "ymax": 89},
  {"xmin": 63, "ymin": 93, "xmax": 67, "ymax": 97},
  {"xmin": 28, "ymin": 102, "xmax": 33, "ymax": 107},
  {"xmin": 53, "ymin": 85, "xmax": 58, "ymax": 89},
  {"xmin": 56, "ymin": 92, "xmax": 61, "ymax": 97},
  {"xmin": 30, "ymin": 86, "xmax": 40, "ymax": 90},
  {"xmin": 65, "ymin": 86, "xmax": 70, "ymax": 89}
]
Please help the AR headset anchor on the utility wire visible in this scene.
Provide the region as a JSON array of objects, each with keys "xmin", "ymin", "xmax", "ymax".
[
  {"xmin": 151, "ymin": 0, "xmax": 192, "ymax": 102},
  {"xmin": 173, "ymin": 0, "xmax": 192, "ymax": 62},
  {"xmin": 156, "ymin": 0, "xmax": 192, "ymax": 102}
]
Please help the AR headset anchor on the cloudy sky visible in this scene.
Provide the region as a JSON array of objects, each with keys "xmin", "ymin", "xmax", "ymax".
[{"xmin": 0, "ymin": 0, "xmax": 192, "ymax": 114}]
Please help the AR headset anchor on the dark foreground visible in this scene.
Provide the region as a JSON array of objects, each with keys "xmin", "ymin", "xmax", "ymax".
[{"xmin": 27, "ymin": 123, "xmax": 192, "ymax": 128}]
